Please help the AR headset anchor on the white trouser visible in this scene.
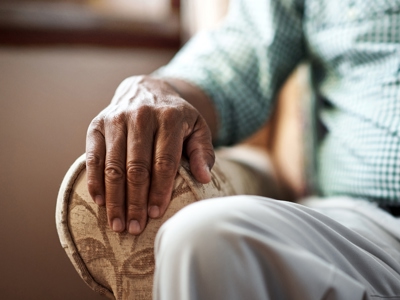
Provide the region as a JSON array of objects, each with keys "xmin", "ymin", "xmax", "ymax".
[{"xmin": 153, "ymin": 196, "xmax": 400, "ymax": 300}]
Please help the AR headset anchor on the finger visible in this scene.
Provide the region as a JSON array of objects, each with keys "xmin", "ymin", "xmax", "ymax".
[
  {"xmin": 125, "ymin": 108, "xmax": 154, "ymax": 235},
  {"xmin": 86, "ymin": 118, "xmax": 106, "ymax": 206},
  {"xmin": 104, "ymin": 114, "xmax": 127, "ymax": 233},
  {"xmin": 148, "ymin": 113, "xmax": 183, "ymax": 219},
  {"xmin": 185, "ymin": 116, "xmax": 215, "ymax": 184}
]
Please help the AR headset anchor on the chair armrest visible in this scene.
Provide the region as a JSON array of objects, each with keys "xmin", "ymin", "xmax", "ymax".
[{"xmin": 56, "ymin": 150, "xmax": 278, "ymax": 300}]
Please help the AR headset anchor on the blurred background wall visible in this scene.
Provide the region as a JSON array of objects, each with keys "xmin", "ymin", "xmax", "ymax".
[
  {"xmin": 0, "ymin": 0, "xmax": 178, "ymax": 299},
  {"xmin": 0, "ymin": 0, "xmax": 306, "ymax": 298}
]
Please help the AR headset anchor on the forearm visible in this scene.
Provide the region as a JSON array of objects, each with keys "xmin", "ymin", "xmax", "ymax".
[{"xmin": 163, "ymin": 78, "xmax": 218, "ymax": 141}]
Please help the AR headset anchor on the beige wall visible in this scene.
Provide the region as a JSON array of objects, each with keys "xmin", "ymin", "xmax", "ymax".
[{"xmin": 0, "ymin": 47, "xmax": 175, "ymax": 299}]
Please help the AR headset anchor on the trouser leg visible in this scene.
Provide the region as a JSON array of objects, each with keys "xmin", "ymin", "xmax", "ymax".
[{"xmin": 153, "ymin": 196, "xmax": 400, "ymax": 300}]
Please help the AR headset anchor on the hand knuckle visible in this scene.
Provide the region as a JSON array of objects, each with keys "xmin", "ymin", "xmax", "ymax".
[
  {"xmin": 86, "ymin": 153, "xmax": 104, "ymax": 168},
  {"xmin": 89, "ymin": 116, "xmax": 103, "ymax": 130},
  {"xmin": 126, "ymin": 202, "xmax": 146, "ymax": 215},
  {"xmin": 105, "ymin": 111, "xmax": 126, "ymax": 126},
  {"xmin": 205, "ymin": 148, "xmax": 215, "ymax": 160},
  {"xmin": 87, "ymin": 178, "xmax": 99, "ymax": 189},
  {"xmin": 160, "ymin": 108, "xmax": 181, "ymax": 127},
  {"xmin": 136, "ymin": 104, "xmax": 153, "ymax": 116},
  {"xmin": 87, "ymin": 181, "xmax": 99, "ymax": 196},
  {"xmin": 106, "ymin": 202, "xmax": 124, "ymax": 213},
  {"xmin": 126, "ymin": 161, "xmax": 150, "ymax": 185},
  {"xmin": 131, "ymin": 105, "xmax": 154, "ymax": 126},
  {"xmin": 87, "ymin": 119, "xmax": 105, "ymax": 139},
  {"xmin": 150, "ymin": 189, "xmax": 170, "ymax": 203},
  {"xmin": 105, "ymin": 163, "xmax": 125, "ymax": 183},
  {"xmin": 154, "ymin": 156, "xmax": 177, "ymax": 177}
]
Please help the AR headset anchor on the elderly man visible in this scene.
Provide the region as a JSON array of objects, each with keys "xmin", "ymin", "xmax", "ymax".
[{"xmin": 85, "ymin": 0, "xmax": 400, "ymax": 299}]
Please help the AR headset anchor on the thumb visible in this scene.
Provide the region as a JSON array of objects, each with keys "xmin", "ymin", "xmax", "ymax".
[{"xmin": 185, "ymin": 116, "xmax": 215, "ymax": 184}]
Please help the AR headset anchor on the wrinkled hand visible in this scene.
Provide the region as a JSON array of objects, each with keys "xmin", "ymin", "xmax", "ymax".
[{"xmin": 86, "ymin": 76, "xmax": 215, "ymax": 235}]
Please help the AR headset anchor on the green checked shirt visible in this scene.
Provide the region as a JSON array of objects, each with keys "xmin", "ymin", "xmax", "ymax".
[{"xmin": 156, "ymin": 0, "xmax": 400, "ymax": 205}]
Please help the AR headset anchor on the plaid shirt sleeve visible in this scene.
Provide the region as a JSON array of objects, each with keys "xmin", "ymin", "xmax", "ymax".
[{"xmin": 155, "ymin": 0, "xmax": 305, "ymax": 146}]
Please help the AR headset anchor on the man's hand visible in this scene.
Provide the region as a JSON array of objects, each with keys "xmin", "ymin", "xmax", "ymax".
[{"xmin": 86, "ymin": 76, "xmax": 215, "ymax": 235}]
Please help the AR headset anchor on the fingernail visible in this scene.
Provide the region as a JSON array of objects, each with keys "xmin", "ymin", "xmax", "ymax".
[
  {"xmin": 149, "ymin": 206, "xmax": 160, "ymax": 218},
  {"xmin": 204, "ymin": 165, "xmax": 212, "ymax": 180},
  {"xmin": 95, "ymin": 195, "xmax": 104, "ymax": 206},
  {"xmin": 128, "ymin": 220, "xmax": 141, "ymax": 235},
  {"xmin": 112, "ymin": 218, "xmax": 123, "ymax": 232}
]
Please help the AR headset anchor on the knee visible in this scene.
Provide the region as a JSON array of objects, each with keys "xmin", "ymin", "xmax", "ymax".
[
  {"xmin": 155, "ymin": 196, "xmax": 256, "ymax": 258},
  {"xmin": 155, "ymin": 195, "xmax": 315, "ymax": 258}
]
